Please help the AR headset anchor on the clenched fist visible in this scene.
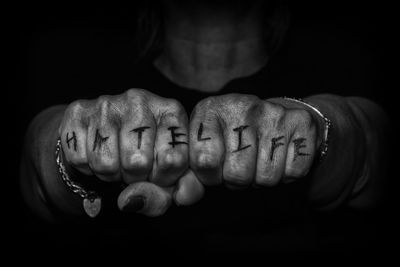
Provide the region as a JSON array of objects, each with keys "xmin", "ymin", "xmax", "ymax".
[
  {"xmin": 58, "ymin": 90, "xmax": 324, "ymax": 217},
  {"xmin": 189, "ymin": 94, "xmax": 323, "ymax": 188},
  {"xmin": 58, "ymin": 89, "xmax": 204, "ymax": 216}
]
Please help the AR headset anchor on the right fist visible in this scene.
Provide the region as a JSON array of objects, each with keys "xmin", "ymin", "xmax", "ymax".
[{"xmin": 58, "ymin": 89, "xmax": 204, "ymax": 216}]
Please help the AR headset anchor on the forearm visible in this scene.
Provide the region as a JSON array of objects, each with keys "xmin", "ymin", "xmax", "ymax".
[
  {"xmin": 19, "ymin": 105, "xmax": 84, "ymax": 222},
  {"xmin": 305, "ymin": 94, "xmax": 389, "ymax": 211}
]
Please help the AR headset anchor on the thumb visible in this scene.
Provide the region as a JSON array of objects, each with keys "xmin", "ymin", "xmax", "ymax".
[
  {"xmin": 174, "ymin": 169, "xmax": 204, "ymax": 206},
  {"xmin": 117, "ymin": 181, "xmax": 174, "ymax": 217}
]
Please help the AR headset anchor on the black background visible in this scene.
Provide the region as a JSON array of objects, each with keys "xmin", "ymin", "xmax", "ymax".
[{"xmin": 5, "ymin": 0, "xmax": 398, "ymax": 263}]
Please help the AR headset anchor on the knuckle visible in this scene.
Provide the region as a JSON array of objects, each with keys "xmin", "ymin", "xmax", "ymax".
[
  {"xmin": 89, "ymin": 156, "xmax": 119, "ymax": 174},
  {"xmin": 125, "ymin": 88, "xmax": 153, "ymax": 98},
  {"xmin": 122, "ymin": 153, "xmax": 152, "ymax": 173},
  {"xmin": 262, "ymin": 101, "xmax": 286, "ymax": 127},
  {"xmin": 191, "ymin": 97, "xmax": 217, "ymax": 118},
  {"xmin": 65, "ymin": 152, "xmax": 87, "ymax": 167},
  {"xmin": 220, "ymin": 94, "xmax": 260, "ymax": 111},
  {"xmin": 124, "ymin": 88, "xmax": 148, "ymax": 105},
  {"xmin": 165, "ymin": 98, "xmax": 185, "ymax": 114},
  {"xmin": 192, "ymin": 152, "xmax": 220, "ymax": 172},
  {"xmin": 95, "ymin": 96, "xmax": 123, "ymax": 123},
  {"xmin": 96, "ymin": 96, "xmax": 111, "ymax": 112},
  {"xmin": 196, "ymin": 96, "xmax": 217, "ymax": 109},
  {"xmin": 159, "ymin": 152, "xmax": 187, "ymax": 171},
  {"xmin": 65, "ymin": 100, "xmax": 86, "ymax": 120},
  {"xmin": 291, "ymin": 109, "xmax": 314, "ymax": 128},
  {"xmin": 125, "ymin": 88, "xmax": 142, "ymax": 98},
  {"xmin": 223, "ymin": 170, "xmax": 251, "ymax": 186}
]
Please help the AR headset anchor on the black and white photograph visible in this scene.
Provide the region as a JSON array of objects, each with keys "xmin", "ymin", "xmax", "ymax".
[{"xmin": 6, "ymin": 0, "xmax": 397, "ymax": 263}]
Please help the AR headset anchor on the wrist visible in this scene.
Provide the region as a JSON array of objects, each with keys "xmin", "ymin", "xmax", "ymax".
[
  {"xmin": 283, "ymin": 96, "xmax": 332, "ymax": 162},
  {"xmin": 31, "ymin": 106, "xmax": 84, "ymax": 218},
  {"xmin": 303, "ymin": 94, "xmax": 367, "ymax": 210}
]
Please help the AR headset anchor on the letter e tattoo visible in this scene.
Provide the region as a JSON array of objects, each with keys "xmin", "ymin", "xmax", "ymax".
[
  {"xmin": 293, "ymin": 137, "xmax": 310, "ymax": 161},
  {"xmin": 168, "ymin": 126, "xmax": 188, "ymax": 148}
]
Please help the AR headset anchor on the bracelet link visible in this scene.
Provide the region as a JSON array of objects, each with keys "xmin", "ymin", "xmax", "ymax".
[
  {"xmin": 283, "ymin": 97, "xmax": 332, "ymax": 162},
  {"xmin": 55, "ymin": 137, "xmax": 101, "ymax": 218}
]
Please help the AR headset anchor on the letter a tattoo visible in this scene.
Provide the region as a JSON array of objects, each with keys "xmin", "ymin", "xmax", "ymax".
[
  {"xmin": 293, "ymin": 137, "xmax": 310, "ymax": 161},
  {"xmin": 232, "ymin": 125, "xmax": 251, "ymax": 153},
  {"xmin": 92, "ymin": 129, "xmax": 109, "ymax": 152},
  {"xmin": 66, "ymin": 131, "xmax": 77, "ymax": 151},
  {"xmin": 168, "ymin": 126, "xmax": 188, "ymax": 148},
  {"xmin": 131, "ymin": 126, "xmax": 150, "ymax": 149},
  {"xmin": 197, "ymin": 123, "xmax": 211, "ymax": 142}
]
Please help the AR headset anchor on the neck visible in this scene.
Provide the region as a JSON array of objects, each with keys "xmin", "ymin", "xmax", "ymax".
[{"xmin": 154, "ymin": 1, "xmax": 268, "ymax": 92}]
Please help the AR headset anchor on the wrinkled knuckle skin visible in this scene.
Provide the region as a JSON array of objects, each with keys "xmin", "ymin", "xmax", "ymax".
[
  {"xmin": 124, "ymin": 89, "xmax": 149, "ymax": 105},
  {"xmin": 64, "ymin": 152, "xmax": 87, "ymax": 168},
  {"xmin": 223, "ymin": 171, "xmax": 251, "ymax": 187},
  {"xmin": 191, "ymin": 97, "xmax": 218, "ymax": 119},
  {"xmin": 218, "ymin": 94, "xmax": 260, "ymax": 113},
  {"xmin": 158, "ymin": 152, "xmax": 188, "ymax": 173},
  {"xmin": 63, "ymin": 100, "xmax": 88, "ymax": 125},
  {"xmin": 262, "ymin": 101, "xmax": 286, "ymax": 127},
  {"xmin": 292, "ymin": 109, "xmax": 315, "ymax": 129},
  {"xmin": 66, "ymin": 100, "xmax": 84, "ymax": 115},
  {"xmin": 192, "ymin": 152, "xmax": 220, "ymax": 173},
  {"xmin": 220, "ymin": 93, "xmax": 259, "ymax": 104},
  {"xmin": 125, "ymin": 88, "xmax": 144, "ymax": 98},
  {"xmin": 163, "ymin": 98, "xmax": 186, "ymax": 117},
  {"xmin": 122, "ymin": 153, "xmax": 152, "ymax": 174},
  {"xmin": 268, "ymin": 102, "xmax": 286, "ymax": 118},
  {"xmin": 96, "ymin": 96, "xmax": 112, "ymax": 113},
  {"xmin": 90, "ymin": 157, "xmax": 119, "ymax": 175}
]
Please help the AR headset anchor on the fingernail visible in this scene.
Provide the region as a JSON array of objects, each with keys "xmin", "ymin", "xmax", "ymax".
[{"xmin": 122, "ymin": 196, "xmax": 145, "ymax": 212}]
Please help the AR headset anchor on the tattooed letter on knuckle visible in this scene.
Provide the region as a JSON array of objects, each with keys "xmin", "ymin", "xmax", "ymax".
[
  {"xmin": 232, "ymin": 125, "xmax": 251, "ymax": 153},
  {"xmin": 131, "ymin": 126, "xmax": 150, "ymax": 149},
  {"xmin": 66, "ymin": 131, "xmax": 77, "ymax": 151},
  {"xmin": 168, "ymin": 126, "xmax": 188, "ymax": 148}
]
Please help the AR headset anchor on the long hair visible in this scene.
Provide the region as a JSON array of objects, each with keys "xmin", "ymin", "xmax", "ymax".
[{"xmin": 133, "ymin": 0, "xmax": 290, "ymax": 63}]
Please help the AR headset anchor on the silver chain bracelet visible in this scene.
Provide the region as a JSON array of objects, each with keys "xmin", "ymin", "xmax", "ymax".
[
  {"xmin": 283, "ymin": 97, "xmax": 332, "ymax": 162},
  {"xmin": 55, "ymin": 137, "xmax": 101, "ymax": 218}
]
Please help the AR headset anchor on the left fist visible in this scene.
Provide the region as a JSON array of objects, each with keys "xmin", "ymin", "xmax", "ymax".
[{"xmin": 189, "ymin": 94, "xmax": 322, "ymax": 187}]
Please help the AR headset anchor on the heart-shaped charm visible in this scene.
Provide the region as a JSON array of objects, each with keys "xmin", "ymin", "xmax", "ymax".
[{"xmin": 83, "ymin": 195, "xmax": 102, "ymax": 218}]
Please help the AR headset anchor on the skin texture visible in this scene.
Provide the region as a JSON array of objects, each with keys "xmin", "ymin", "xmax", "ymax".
[
  {"xmin": 57, "ymin": 89, "xmax": 205, "ymax": 216},
  {"xmin": 189, "ymin": 94, "xmax": 319, "ymax": 188}
]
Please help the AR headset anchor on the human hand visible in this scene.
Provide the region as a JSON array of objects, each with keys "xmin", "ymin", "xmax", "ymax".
[
  {"xmin": 189, "ymin": 94, "xmax": 323, "ymax": 188},
  {"xmin": 58, "ymin": 89, "xmax": 204, "ymax": 216}
]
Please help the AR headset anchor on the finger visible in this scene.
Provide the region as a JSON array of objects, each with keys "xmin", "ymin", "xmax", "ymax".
[
  {"xmin": 173, "ymin": 169, "xmax": 205, "ymax": 206},
  {"xmin": 118, "ymin": 181, "xmax": 173, "ymax": 217},
  {"xmin": 86, "ymin": 100, "xmax": 121, "ymax": 182},
  {"xmin": 150, "ymin": 99, "xmax": 189, "ymax": 187},
  {"xmin": 221, "ymin": 99, "xmax": 258, "ymax": 187},
  {"xmin": 119, "ymin": 101, "xmax": 156, "ymax": 184},
  {"xmin": 189, "ymin": 101, "xmax": 224, "ymax": 186},
  {"xmin": 59, "ymin": 100, "xmax": 92, "ymax": 175},
  {"xmin": 255, "ymin": 102, "xmax": 288, "ymax": 186},
  {"xmin": 284, "ymin": 109, "xmax": 317, "ymax": 182}
]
